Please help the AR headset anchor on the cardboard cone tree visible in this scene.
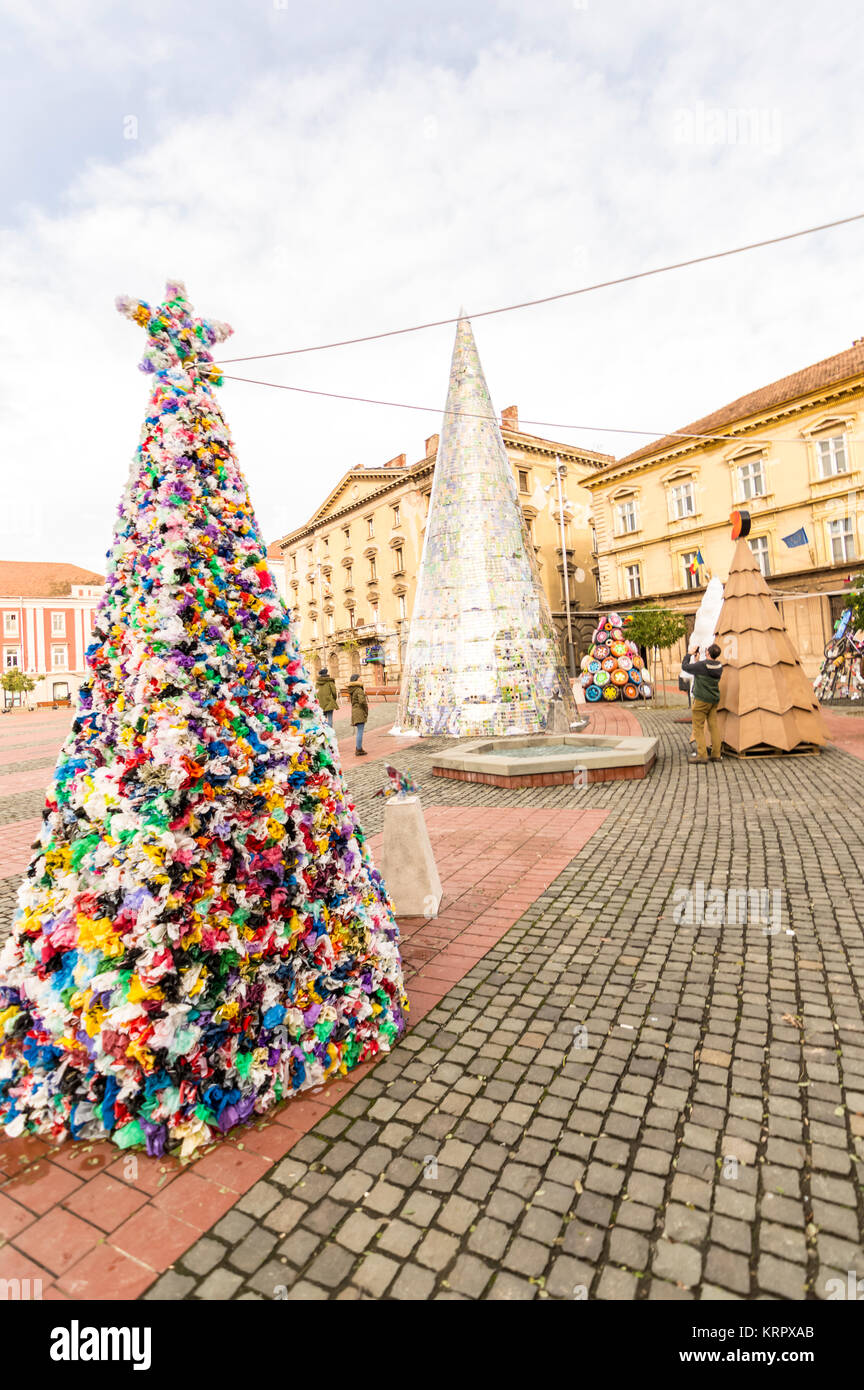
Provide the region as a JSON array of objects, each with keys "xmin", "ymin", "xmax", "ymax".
[
  {"xmin": 716, "ymin": 512, "xmax": 826, "ymax": 754},
  {"xmin": 395, "ymin": 314, "xmax": 578, "ymax": 737},
  {"xmin": 0, "ymin": 282, "xmax": 407, "ymax": 1156}
]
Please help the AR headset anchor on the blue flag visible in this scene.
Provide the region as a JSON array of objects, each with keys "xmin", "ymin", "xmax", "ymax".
[{"xmin": 782, "ymin": 527, "xmax": 808, "ymax": 549}]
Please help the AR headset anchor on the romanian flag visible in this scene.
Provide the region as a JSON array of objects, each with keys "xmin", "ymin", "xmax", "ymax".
[{"xmin": 688, "ymin": 550, "xmax": 704, "ymax": 576}]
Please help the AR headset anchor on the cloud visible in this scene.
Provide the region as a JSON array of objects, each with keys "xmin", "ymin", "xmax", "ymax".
[{"xmin": 1, "ymin": 1, "xmax": 863, "ymax": 572}]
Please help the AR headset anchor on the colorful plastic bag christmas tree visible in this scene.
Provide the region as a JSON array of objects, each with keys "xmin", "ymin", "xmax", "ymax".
[
  {"xmin": 0, "ymin": 281, "xmax": 407, "ymax": 1156},
  {"xmin": 579, "ymin": 612, "xmax": 652, "ymax": 703},
  {"xmin": 813, "ymin": 609, "xmax": 864, "ymax": 703}
]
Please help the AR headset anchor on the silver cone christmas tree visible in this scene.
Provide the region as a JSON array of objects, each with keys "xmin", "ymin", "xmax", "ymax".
[{"xmin": 396, "ymin": 316, "xmax": 578, "ymax": 737}]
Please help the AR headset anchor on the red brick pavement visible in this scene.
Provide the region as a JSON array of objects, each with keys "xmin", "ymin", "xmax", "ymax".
[
  {"xmin": 821, "ymin": 708, "xmax": 864, "ymax": 759},
  {"xmin": 0, "ymin": 798, "xmax": 609, "ymax": 1299}
]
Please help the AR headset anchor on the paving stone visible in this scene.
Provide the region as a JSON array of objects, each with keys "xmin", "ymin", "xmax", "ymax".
[
  {"xmin": 236, "ymin": 1180, "xmax": 283, "ymax": 1217},
  {"xmin": 468, "ymin": 1217, "xmax": 510, "ymax": 1260},
  {"xmin": 229, "ymin": 1227, "xmax": 279, "ymax": 1274},
  {"xmin": 704, "ymin": 1246, "xmax": 750, "ymax": 1295},
  {"xmin": 663, "ymin": 1203, "xmax": 709, "ymax": 1244},
  {"xmin": 194, "ymin": 1268, "xmax": 244, "ymax": 1300},
  {"xmin": 652, "ymin": 1239, "xmax": 702, "ymax": 1288},
  {"xmin": 487, "ymin": 1272, "xmax": 537, "ymax": 1300},
  {"xmin": 305, "ymin": 1244, "xmax": 356, "ymax": 1289},
  {"xmin": 386, "ymin": 1261, "xmax": 434, "ymax": 1300},
  {"xmin": 546, "ymin": 1254, "xmax": 594, "ymax": 1299},
  {"xmin": 438, "ymin": 1194, "xmax": 479, "ymax": 1236},
  {"xmin": 608, "ymin": 1228, "xmax": 649, "ymax": 1270},
  {"xmin": 181, "ymin": 1238, "xmax": 225, "ymax": 1276},
  {"xmin": 212, "ymin": 1211, "xmax": 255, "ymax": 1244},
  {"xmin": 353, "ymin": 1252, "xmax": 400, "ymax": 1296},
  {"xmin": 145, "ymin": 1270, "xmax": 197, "ymax": 1300},
  {"xmin": 447, "ymin": 1253, "xmax": 494, "ymax": 1298},
  {"xmin": 335, "ymin": 1211, "xmax": 384, "ymax": 1253},
  {"xmin": 757, "ymin": 1253, "xmax": 806, "ymax": 1300},
  {"xmin": 415, "ymin": 1228, "xmax": 460, "ymax": 1271},
  {"xmin": 596, "ymin": 1266, "xmax": 638, "ymax": 1299}
]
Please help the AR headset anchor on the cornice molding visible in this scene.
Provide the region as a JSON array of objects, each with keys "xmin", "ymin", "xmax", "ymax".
[{"xmin": 583, "ymin": 379, "xmax": 864, "ymax": 492}]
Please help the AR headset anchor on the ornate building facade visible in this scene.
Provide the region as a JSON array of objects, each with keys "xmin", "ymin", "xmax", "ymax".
[
  {"xmin": 274, "ymin": 408, "xmax": 612, "ymax": 684},
  {"xmin": 0, "ymin": 562, "xmax": 104, "ymax": 706},
  {"xmin": 584, "ymin": 339, "xmax": 864, "ymax": 679}
]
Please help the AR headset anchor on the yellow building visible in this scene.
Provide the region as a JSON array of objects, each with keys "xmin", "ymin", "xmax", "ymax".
[
  {"xmin": 274, "ymin": 407, "xmax": 612, "ymax": 684},
  {"xmin": 584, "ymin": 338, "xmax": 864, "ymax": 679}
]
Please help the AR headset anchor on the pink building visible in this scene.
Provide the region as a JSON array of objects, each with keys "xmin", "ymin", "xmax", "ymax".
[{"xmin": 0, "ymin": 562, "xmax": 104, "ymax": 707}]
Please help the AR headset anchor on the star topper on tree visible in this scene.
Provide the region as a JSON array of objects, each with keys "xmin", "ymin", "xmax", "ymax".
[{"xmin": 115, "ymin": 279, "xmax": 232, "ymax": 387}]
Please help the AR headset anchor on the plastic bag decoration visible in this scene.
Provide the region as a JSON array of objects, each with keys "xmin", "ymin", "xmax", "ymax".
[{"xmin": 0, "ymin": 281, "xmax": 407, "ymax": 1157}]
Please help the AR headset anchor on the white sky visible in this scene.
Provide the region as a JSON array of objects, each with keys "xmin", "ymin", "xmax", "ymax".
[{"xmin": 1, "ymin": 0, "xmax": 863, "ymax": 573}]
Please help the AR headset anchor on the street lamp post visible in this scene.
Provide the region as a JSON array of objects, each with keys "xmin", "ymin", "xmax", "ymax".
[{"xmin": 553, "ymin": 456, "xmax": 577, "ymax": 678}]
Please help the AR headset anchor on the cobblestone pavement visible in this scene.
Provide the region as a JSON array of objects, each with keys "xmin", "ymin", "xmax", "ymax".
[{"xmin": 128, "ymin": 708, "xmax": 864, "ymax": 1302}]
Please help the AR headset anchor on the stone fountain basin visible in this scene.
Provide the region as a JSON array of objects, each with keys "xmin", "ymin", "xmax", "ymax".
[{"xmin": 432, "ymin": 733, "xmax": 658, "ymax": 786}]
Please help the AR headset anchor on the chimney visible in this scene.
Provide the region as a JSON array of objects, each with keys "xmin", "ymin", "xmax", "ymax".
[
  {"xmin": 425, "ymin": 433, "xmax": 439, "ymax": 457},
  {"xmin": 384, "ymin": 453, "xmax": 406, "ymax": 469},
  {"xmin": 501, "ymin": 405, "xmax": 519, "ymax": 432}
]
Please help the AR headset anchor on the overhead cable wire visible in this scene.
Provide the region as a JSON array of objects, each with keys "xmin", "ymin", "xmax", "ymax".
[
  {"xmin": 221, "ymin": 371, "xmax": 864, "ymax": 450},
  {"xmin": 217, "ymin": 212, "xmax": 864, "ymax": 364}
]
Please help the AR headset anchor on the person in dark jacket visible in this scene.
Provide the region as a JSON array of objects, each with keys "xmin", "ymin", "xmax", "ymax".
[
  {"xmin": 682, "ymin": 644, "xmax": 723, "ymax": 764},
  {"xmin": 347, "ymin": 674, "xmax": 369, "ymax": 755},
  {"xmin": 316, "ymin": 668, "xmax": 338, "ymax": 726}
]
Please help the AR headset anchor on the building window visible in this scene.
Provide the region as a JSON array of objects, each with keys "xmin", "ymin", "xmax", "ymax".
[
  {"xmin": 311, "ymin": 619, "xmax": 318, "ymax": 640},
  {"xmin": 523, "ymin": 513, "xmax": 535, "ymax": 543},
  {"xmin": 828, "ymin": 517, "xmax": 856, "ymax": 563},
  {"xmin": 615, "ymin": 498, "xmax": 639, "ymax": 534},
  {"xmin": 682, "ymin": 552, "xmax": 700, "ymax": 590},
  {"xmin": 625, "ymin": 564, "xmax": 642, "ymax": 599},
  {"xmin": 322, "ymin": 534, "xmax": 329, "ymax": 550},
  {"xmin": 3, "ymin": 613, "xmax": 18, "ymax": 636},
  {"xmin": 51, "ymin": 645, "xmax": 68, "ymax": 671},
  {"xmin": 4, "ymin": 648, "xmax": 20, "ymax": 669},
  {"xmin": 737, "ymin": 457, "xmax": 766, "ymax": 500},
  {"xmin": 748, "ymin": 535, "xmax": 771, "ymax": 576},
  {"xmin": 344, "ymin": 566, "xmax": 353, "ymax": 588},
  {"xmin": 366, "ymin": 517, "xmax": 374, "ymax": 538},
  {"xmin": 393, "ymin": 546, "xmax": 404, "ymax": 573},
  {"xmin": 668, "ymin": 481, "xmax": 695, "ymax": 520},
  {"xmin": 518, "ymin": 469, "xmax": 529, "ymax": 493},
  {"xmin": 51, "ymin": 611, "xmax": 66, "ymax": 635},
  {"xmin": 392, "ymin": 505, "xmax": 400, "ymax": 527},
  {"xmin": 369, "ymin": 557, "xmax": 377, "ymax": 582},
  {"xmin": 371, "ymin": 603, "xmax": 379, "ymax": 625},
  {"xmin": 290, "ymin": 553, "xmax": 297, "ymax": 571},
  {"xmin": 398, "ymin": 593, "xmax": 407, "ymax": 620},
  {"xmin": 327, "ymin": 613, "xmax": 335, "ymax": 635},
  {"xmin": 817, "ymin": 435, "xmax": 848, "ymax": 478},
  {"xmin": 342, "ymin": 526, "xmax": 350, "ymax": 546},
  {"xmin": 348, "ymin": 608, "xmax": 356, "ymax": 629}
]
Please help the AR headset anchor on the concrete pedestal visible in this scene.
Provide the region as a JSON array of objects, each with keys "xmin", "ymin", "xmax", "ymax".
[{"xmin": 380, "ymin": 796, "xmax": 442, "ymax": 919}]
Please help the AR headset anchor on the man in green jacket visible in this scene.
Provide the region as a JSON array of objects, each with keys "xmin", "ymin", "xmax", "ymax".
[
  {"xmin": 347, "ymin": 674, "xmax": 369, "ymax": 756},
  {"xmin": 682, "ymin": 644, "xmax": 724, "ymax": 764},
  {"xmin": 315, "ymin": 668, "xmax": 338, "ymax": 727}
]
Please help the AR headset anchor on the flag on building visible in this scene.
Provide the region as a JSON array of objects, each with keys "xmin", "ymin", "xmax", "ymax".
[{"xmin": 782, "ymin": 527, "xmax": 809, "ymax": 548}]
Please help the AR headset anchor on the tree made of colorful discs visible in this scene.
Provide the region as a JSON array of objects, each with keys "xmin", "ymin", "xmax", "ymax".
[
  {"xmin": 0, "ymin": 281, "xmax": 407, "ymax": 1158},
  {"xmin": 579, "ymin": 612, "xmax": 652, "ymax": 703}
]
